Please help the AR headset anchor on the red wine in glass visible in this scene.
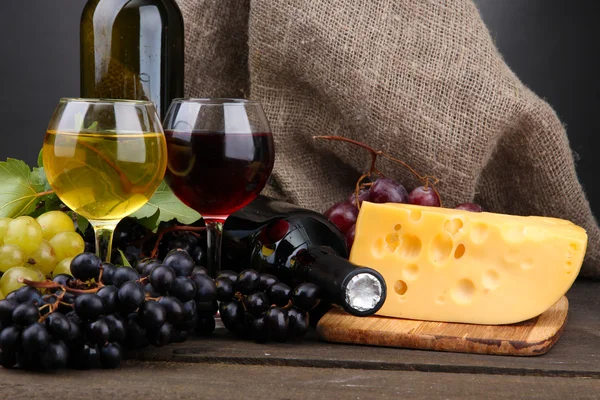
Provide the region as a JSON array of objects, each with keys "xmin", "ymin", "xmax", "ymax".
[
  {"xmin": 164, "ymin": 130, "xmax": 275, "ymax": 219},
  {"xmin": 162, "ymin": 98, "xmax": 275, "ymax": 277}
]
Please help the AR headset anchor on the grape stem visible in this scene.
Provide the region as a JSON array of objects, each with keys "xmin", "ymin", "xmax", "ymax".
[
  {"xmin": 20, "ymin": 278, "xmax": 100, "ymax": 294},
  {"xmin": 313, "ymin": 135, "xmax": 443, "ymax": 208}
]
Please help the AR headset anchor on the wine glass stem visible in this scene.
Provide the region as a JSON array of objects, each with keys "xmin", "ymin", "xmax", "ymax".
[
  {"xmin": 205, "ymin": 219, "xmax": 224, "ymax": 277},
  {"xmin": 90, "ymin": 220, "xmax": 119, "ymax": 263}
]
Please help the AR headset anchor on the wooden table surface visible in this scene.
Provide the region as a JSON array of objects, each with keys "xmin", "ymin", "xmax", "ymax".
[{"xmin": 1, "ymin": 280, "xmax": 598, "ymax": 399}]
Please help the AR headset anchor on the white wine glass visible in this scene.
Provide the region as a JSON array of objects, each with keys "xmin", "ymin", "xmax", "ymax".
[{"xmin": 43, "ymin": 98, "xmax": 167, "ymax": 262}]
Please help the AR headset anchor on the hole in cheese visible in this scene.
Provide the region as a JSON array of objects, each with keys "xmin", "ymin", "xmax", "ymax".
[
  {"xmin": 403, "ymin": 264, "xmax": 419, "ymax": 281},
  {"xmin": 450, "ymin": 279, "xmax": 476, "ymax": 304},
  {"xmin": 444, "ymin": 218, "xmax": 464, "ymax": 236},
  {"xmin": 520, "ymin": 258, "xmax": 533, "ymax": 270},
  {"xmin": 385, "ymin": 233, "xmax": 399, "ymax": 252},
  {"xmin": 454, "ymin": 244, "xmax": 466, "ymax": 259},
  {"xmin": 470, "ymin": 223, "xmax": 489, "ymax": 244},
  {"xmin": 399, "ymin": 234, "xmax": 422, "ymax": 259},
  {"xmin": 394, "ymin": 280, "xmax": 408, "ymax": 296},
  {"xmin": 372, "ymin": 237, "xmax": 386, "ymax": 258},
  {"xmin": 430, "ymin": 233, "xmax": 453, "ymax": 264},
  {"xmin": 504, "ymin": 224, "xmax": 526, "ymax": 242},
  {"xmin": 410, "ymin": 210, "xmax": 422, "ymax": 222},
  {"xmin": 394, "ymin": 223, "xmax": 402, "ymax": 231},
  {"xmin": 482, "ymin": 270, "xmax": 500, "ymax": 290}
]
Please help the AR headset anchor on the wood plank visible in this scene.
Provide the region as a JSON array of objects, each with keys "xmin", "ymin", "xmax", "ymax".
[
  {"xmin": 130, "ymin": 280, "xmax": 600, "ymax": 377},
  {"xmin": 315, "ymin": 297, "xmax": 568, "ymax": 356},
  {"xmin": 0, "ymin": 361, "xmax": 599, "ymax": 399}
]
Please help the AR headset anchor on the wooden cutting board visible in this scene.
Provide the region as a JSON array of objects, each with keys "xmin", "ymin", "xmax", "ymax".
[{"xmin": 316, "ymin": 296, "xmax": 568, "ymax": 356}]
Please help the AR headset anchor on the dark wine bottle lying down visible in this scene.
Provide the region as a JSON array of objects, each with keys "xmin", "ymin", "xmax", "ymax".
[{"xmin": 223, "ymin": 196, "xmax": 387, "ymax": 316}]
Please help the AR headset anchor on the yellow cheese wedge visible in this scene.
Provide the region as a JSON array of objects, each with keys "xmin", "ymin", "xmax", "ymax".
[{"xmin": 349, "ymin": 202, "xmax": 587, "ymax": 325}]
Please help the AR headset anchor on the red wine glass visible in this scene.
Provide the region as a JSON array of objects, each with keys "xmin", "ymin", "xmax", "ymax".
[{"xmin": 163, "ymin": 99, "xmax": 275, "ymax": 276}]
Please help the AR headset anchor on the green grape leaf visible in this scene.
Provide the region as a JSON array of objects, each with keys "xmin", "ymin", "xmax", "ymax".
[
  {"xmin": 130, "ymin": 181, "xmax": 201, "ymax": 229},
  {"xmin": 135, "ymin": 209, "xmax": 161, "ymax": 231},
  {"xmin": 0, "ymin": 159, "xmax": 49, "ymax": 218},
  {"xmin": 118, "ymin": 249, "xmax": 132, "ymax": 267},
  {"xmin": 76, "ymin": 214, "xmax": 90, "ymax": 233}
]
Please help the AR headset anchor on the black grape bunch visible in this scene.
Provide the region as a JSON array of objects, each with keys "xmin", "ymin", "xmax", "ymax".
[
  {"xmin": 0, "ymin": 247, "xmax": 218, "ymax": 371},
  {"xmin": 215, "ymin": 269, "xmax": 320, "ymax": 343}
]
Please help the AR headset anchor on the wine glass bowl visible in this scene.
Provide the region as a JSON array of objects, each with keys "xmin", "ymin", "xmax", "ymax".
[
  {"xmin": 43, "ymin": 98, "xmax": 167, "ymax": 261},
  {"xmin": 163, "ymin": 98, "xmax": 275, "ymax": 275}
]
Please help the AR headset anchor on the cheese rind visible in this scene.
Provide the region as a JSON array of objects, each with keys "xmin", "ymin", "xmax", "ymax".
[{"xmin": 349, "ymin": 202, "xmax": 587, "ymax": 325}]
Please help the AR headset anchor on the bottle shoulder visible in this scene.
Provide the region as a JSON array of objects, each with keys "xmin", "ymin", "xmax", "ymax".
[{"xmin": 82, "ymin": 0, "xmax": 182, "ymax": 24}]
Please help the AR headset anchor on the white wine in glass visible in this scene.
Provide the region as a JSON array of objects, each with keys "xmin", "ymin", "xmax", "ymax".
[{"xmin": 43, "ymin": 99, "xmax": 167, "ymax": 262}]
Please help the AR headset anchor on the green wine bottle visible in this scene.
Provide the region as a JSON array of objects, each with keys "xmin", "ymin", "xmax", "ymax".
[{"xmin": 80, "ymin": 0, "xmax": 184, "ymax": 117}]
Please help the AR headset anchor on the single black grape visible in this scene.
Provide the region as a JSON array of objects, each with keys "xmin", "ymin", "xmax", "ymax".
[
  {"xmin": 0, "ymin": 349, "xmax": 17, "ymax": 368},
  {"xmin": 216, "ymin": 270, "xmax": 238, "ymax": 285},
  {"xmin": 168, "ymin": 238, "xmax": 194, "ymax": 255},
  {"xmin": 147, "ymin": 322, "xmax": 173, "ymax": 347},
  {"xmin": 264, "ymin": 307, "xmax": 289, "ymax": 342},
  {"xmin": 0, "ymin": 326, "xmax": 22, "ymax": 352},
  {"xmin": 292, "ymin": 283, "xmax": 321, "ymax": 311},
  {"xmin": 40, "ymin": 340, "xmax": 68, "ymax": 369},
  {"xmin": 118, "ymin": 281, "xmax": 146, "ymax": 312},
  {"xmin": 266, "ymin": 282, "xmax": 292, "ymax": 307},
  {"xmin": 181, "ymin": 300, "xmax": 197, "ymax": 321},
  {"xmin": 139, "ymin": 301, "xmax": 167, "ymax": 330},
  {"xmin": 141, "ymin": 259, "xmax": 162, "ymax": 278},
  {"xmin": 215, "ymin": 277, "xmax": 234, "ymax": 301},
  {"xmin": 219, "ymin": 301, "xmax": 244, "ymax": 333},
  {"xmin": 135, "ymin": 257, "xmax": 154, "ymax": 274},
  {"xmin": 287, "ymin": 307, "xmax": 309, "ymax": 339},
  {"xmin": 111, "ymin": 267, "xmax": 140, "ymax": 288},
  {"xmin": 258, "ymin": 273, "xmax": 278, "ymax": 291},
  {"xmin": 191, "ymin": 246, "xmax": 205, "ymax": 267},
  {"xmin": 235, "ymin": 269, "xmax": 260, "ymax": 295},
  {"xmin": 99, "ymin": 342, "xmax": 121, "ymax": 369},
  {"xmin": 97, "ymin": 285, "xmax": 119, "ymax": 314},
  {"xmin": 0, "ymin": 299, "xmax": 16, "ymax": 326},
  {"xmin": 249, "ymin": 315, "xmax": 267, "ymax": 343},
  {"xmin": 163, "ymin": 249, "xmax": 195, "ymax": 277},
  {"xmin": 244, "ymin": 292, "xmax": 269, "ymax": 317},
  {"xmin": 86, "ymin": 318, "xmax": 111, "ymax": 344},
  {"xmin": 12, "ymin": 303, "xmax": 39, "ymax": 327},
  {"xmin": 191, "ymin": 273, "xmax": 217, "ymax": 302},
  {"xmin": 70, "ymin": 252, "xmax": 102, "ymax": 281},
  {"xmin": 170, "ymin": 276, "xmax": 197, "ymax": 302},
  {"xmin": 105, "ymin": 314, "xmax": 127, "ymax": 342},
  {"xmin": 159, "ymin": 296, "xmax": 184, "ymax": 324},
  {"xmin": 195, "ymin": 316, "xmax": 215, "ymax": 336},
  {"xmin": 195, "ymin": 301, "xmax": 218, "ymax": 317},
  {"xmin": 192, "ymin": 266, "xmax": 208, "ymax": 276},
  {"xmin": 66, "ymin": 320, "xmax": 83, "ymax": 346},
  {"xmin": 149, "ymin": 265, "xmax": 176, "ymax": 293},
  {"xmin": 45, "ymin": 312, "xmax": 71, "ymax": 342},
  {"xmin": 14, "ymin": 286, "xmax": 44, "ymax": 306},
  {"xmin": 74, "ymin": 293, "xmax": 104, "ymax": 320},
  {"xmin": 52, "ymin": 273, "xmax": 73, "ymax": 288},
  {"xmin": 100, "ymin": 262, "xmax": 116, "ymax": 285},
  {"xmin": 22, "ymin": 322, "xmax": 50, "ymax": 352}
]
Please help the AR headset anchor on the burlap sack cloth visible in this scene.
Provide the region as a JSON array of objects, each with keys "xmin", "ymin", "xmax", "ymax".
[{"xmin": 177, "ymin": 0, "xmax": 600, "ymax": 278}]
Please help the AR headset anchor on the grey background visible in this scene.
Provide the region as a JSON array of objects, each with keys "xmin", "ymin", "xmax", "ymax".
[{"xmin": 0, "ymin": 0, "xmax": 598, "ymax": 216}]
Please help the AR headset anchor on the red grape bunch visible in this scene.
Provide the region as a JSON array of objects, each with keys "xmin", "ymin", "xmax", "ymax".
[{"xmin": 324, "ymin": 177, "xmax": 482, "ymax": 250}]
